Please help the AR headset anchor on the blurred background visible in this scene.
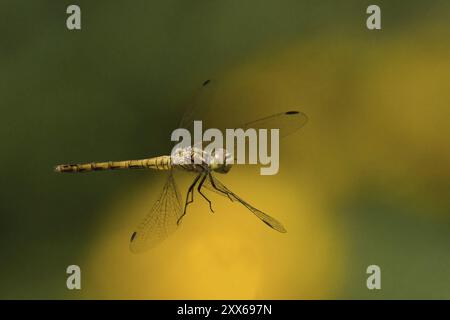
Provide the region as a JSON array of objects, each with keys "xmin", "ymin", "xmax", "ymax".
[{"xmin": 0, "ymin": 0, "xmax": 449, "ymax": 299}]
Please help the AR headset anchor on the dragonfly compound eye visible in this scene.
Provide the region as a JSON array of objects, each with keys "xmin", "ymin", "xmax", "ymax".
[{"xmin": 210, "ymin": 148, "xmax": 233, "ymax": 174}]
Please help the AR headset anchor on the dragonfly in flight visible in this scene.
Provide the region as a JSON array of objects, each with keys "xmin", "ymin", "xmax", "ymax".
[{"xmin": 55, "ymin": 79, "xmax": 308, "ymax": 253}]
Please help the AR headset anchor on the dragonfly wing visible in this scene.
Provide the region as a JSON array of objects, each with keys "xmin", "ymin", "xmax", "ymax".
[
  {"xmin": 129, "ymin": 172, "xmax": 182, "ymax": 253},
  {"xmin": 228, "ymin": 110, "xmax": 308, "ymax": 161},
  {"xmin": 178, "ymin": 79, "xmax": 215, "ymax": 135},
  {"xmin": 204, "ymin": 174, "xmax": 287, "ymax": 233},
  {"xmin": 241, "ymin": 110, "xmax": 308, "ymax": 138},
  {"xmin": 179, "ymin": 79, "xmax": 307, "ymax": 138},
  {"xmin": 177, "ymin": 79, "xmax": 219, "ymax": 150},
  {"xmin": 178, "ymin": 79, "xmax": 307, "ymax": 156}
]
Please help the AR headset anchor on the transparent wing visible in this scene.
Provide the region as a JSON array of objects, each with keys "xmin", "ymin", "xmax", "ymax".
[
  {"xmin": 231, "ymin": 110, "xmax": 308, "ymax": 160},
  {"xmin": 178, "ymin": 78, "xmax": 215, "ymax": 134},
  {"xmin": 178, "ymin": 79, "xmax": 308, "ymax": 140},
  {"xmin": 241, "ymin": 110, "xmax": 308, "ymax": 138},
  {"xmin": 203, "ymin": 174, "xmax": 287, "ymax": 233},
  {"xmin": 129, "ymin": 172, "xmax": 182, "ymax": 253}
]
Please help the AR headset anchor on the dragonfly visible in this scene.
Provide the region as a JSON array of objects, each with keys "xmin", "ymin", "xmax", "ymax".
[{"xmin": 54, "ymin": 79, "xmax": 308, "ymax": 253}]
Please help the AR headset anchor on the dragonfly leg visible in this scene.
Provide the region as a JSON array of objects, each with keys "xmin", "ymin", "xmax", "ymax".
[
  {"xmin": 177, "ymin": 173, "xmax": 202, "ymax": 225},
  {"xmin": 208, "ymin": 173, "xmax": 234, "ymax": 202},
  {"xmin": 198, "ymin": 174, "xmax": 214, "ymax": 213}
]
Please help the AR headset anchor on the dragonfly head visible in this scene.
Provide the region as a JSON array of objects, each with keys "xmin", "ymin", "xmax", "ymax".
[{"xmin": 208, "ymin": 148, "xmax": 233, "ymax": 174}]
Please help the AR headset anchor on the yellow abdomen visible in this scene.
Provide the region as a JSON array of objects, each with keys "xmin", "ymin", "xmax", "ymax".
[{"xmin": 54, "ymin": 156, "xmax": 172, "ymax": 173}]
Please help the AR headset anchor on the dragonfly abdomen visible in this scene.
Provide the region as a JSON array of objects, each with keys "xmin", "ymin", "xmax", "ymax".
[{"xmin": 54, "ymin": 156, "xmax": 172, "ymax": 173}]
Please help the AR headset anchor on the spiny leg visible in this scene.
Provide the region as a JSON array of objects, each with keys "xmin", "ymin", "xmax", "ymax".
[
  {"xmin": 208, "ymin": 173, "xmax": 234, "ymax": 202},
  {"xmin": 177, "ymin": 173, "xmax": 202, "ymax": 225},
  {"xmin": 198, "ymin": 174, "xmax": 214, "ymax": 213}
]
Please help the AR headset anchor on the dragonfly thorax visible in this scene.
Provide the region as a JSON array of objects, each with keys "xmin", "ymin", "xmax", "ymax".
[{"xmin": 171, "ymin": 147, "xmax": 233, "ymax": 174}]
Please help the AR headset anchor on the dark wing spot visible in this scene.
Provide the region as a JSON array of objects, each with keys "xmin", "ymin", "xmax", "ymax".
[
  {"xmin": 262, "ymin": 220, "xmax": 287, "ymax": 233},
  {"xmin": 202, "ymin": 79, "xmax": 211, "ymax": 86},
  {"xmin": 285, "ymin": 111, "xmax": 299, "ymax": 115},
  {"xmin": 130, "ymin": 231, "xmax": 137, "ymax": 242},
  {"xmin": 263, "ymin": 220, "xmax": 275, "ymax": 228}
]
